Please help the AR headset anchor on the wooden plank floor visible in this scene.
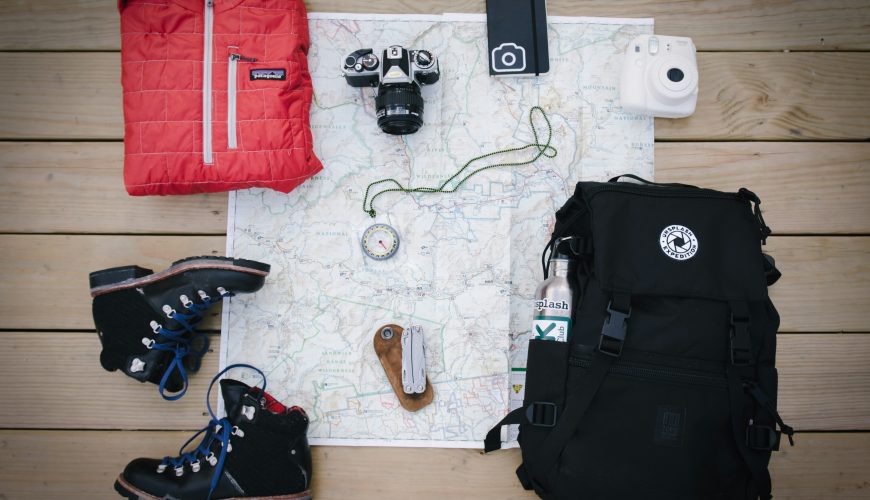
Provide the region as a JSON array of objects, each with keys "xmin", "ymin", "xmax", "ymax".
[{"xmin": 0, "ymin": 1, "xmax": 868, "ymax": 499}]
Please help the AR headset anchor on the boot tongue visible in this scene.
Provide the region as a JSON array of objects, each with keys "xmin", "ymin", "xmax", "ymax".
[
  {"xmin": 220, "ymin": 378, "xmax": 291, "ymax": 424},
  {"xmin": 220, "ymin": 378, "xmax": 259, "ymax": 424}
]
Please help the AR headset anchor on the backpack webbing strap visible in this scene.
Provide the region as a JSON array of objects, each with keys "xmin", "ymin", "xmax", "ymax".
[
  {"xmin": 726, "ymin": 366, "xmax": 773, "ymax": 500},
  {"xmin": 522, "ymin": 292, "xmax": 630, "ymax": 492},
  {"xmin": 522, "ymin": 349, "xmax": 616, "ymax": 492},
  {"xmin": 483, "ymin": 406, "xmax": 525, "ymax": 453},
  {"xmin": 729, "ymin": 300, "xmax": 753, "ymax": 366}
]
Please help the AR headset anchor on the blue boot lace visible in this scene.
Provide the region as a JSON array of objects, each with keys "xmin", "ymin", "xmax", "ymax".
[
  {"xmin": 156, "ymin": 363, "xmax": 266, "ymax": 500},
  {"xmin": 141, "ymin": 288, "xmax": 234, "ymax": 401}
]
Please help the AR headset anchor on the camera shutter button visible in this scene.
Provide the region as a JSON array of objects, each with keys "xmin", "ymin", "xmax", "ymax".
[{"xmin": 415, "ymin": 50, "xmax": 433, "ymax": 68}]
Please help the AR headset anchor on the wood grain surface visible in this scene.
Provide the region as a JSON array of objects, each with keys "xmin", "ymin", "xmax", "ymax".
[
  {"xmin": 0, "ymin": 235, "xmax": 226, "ymax": 331},
  {"xmin": 0, "ymin": 142, "xmax": 227, "ymax": 234},
  {"xmin": 1, "ymin": 0, "xmax": 868, "ymax": 51},
  {"xmin": 656, "ymin": 142, "xmax": 870, "ymax": 235},
  {"xmin": 1, "ymin": 1, "xmax": 869, "ymax": 498},
  {"xmin": 0, "ymin": 430, "xmax": 868, "ymax": 499},
  {"xmin": 0, "ymin": 332, "xmax": 865, "ymax": 431},
  {"xmin": 0, "ymin": 235, "xmax": 866, "ymax": 332},
  {"xmin": 1, "ymin": 52, "xmax": 869, "ymax": 141},
  {"xmin": 1, "ymin": 142, "xmax": 868, "ymax": 235}
]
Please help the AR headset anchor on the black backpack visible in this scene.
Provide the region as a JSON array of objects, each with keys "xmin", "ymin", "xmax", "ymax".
[{"xmin": 485, "ymin": 175, "xmax": 794, "ymax": 500}]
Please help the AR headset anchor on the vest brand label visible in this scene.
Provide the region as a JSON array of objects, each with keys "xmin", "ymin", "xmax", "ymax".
[{"xmin": 250, "ymin": 69, "xmax": 286, "ymax": 81}]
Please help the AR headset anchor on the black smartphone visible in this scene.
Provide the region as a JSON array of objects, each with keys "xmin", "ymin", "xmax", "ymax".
[{"xmin": 486, "ymin": 0, "xmax": 549, "ymax": 76}]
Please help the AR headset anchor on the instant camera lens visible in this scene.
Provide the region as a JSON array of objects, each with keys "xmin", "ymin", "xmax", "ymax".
[
  {"xmin": 374, "ymin": 82, "xmax": 425, "ymax": 135},
  {"xmin": 667, "ymin": 67, "xmax": 685, "ymax": 82}
]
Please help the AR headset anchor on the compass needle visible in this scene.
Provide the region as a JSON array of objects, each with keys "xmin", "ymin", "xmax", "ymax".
[{"xmin": 362, "ymin": 224, "xmax": 400, "ymax": 260}]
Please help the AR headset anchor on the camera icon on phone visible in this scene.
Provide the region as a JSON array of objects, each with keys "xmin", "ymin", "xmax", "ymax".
[{"xmin": 491, "ymin": 42, "xmax": 526, "ymax": 72}]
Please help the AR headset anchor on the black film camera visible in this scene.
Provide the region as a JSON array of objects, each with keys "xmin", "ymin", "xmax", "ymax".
[{"xmin": 342, "ymin": 45, "xmax": 440, "ymax": 135}]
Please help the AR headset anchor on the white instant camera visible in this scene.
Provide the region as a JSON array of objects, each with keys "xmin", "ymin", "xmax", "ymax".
[{"xmin": 620, "ymin": 35, "xmax": 698, "ymax": 118}]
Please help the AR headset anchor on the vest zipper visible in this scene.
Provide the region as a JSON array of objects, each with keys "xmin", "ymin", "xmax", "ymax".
[
  {"xmin": 228, "ymin": 53, "xmax": 257, "ymax": 150},
  {"xmin": 202, "ymin": 0, "xmax": 215, "ymax": 164},
  {"xmin": 569, "ymin": 356, "xmax": 727, "ymax": 389}
]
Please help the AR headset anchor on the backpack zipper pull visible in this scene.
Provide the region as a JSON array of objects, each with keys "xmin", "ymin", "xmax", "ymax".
[
  {"xmin": 738, "ymin": 188, "xmax": 772, "ymax": 245},
  {"xmin": 744, "ymin": 381, "xmax": 795, "ymax": 446}
]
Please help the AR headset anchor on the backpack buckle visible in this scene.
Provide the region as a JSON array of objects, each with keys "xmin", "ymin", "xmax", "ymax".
[
  {"xmin": 746, "ymin": 423, "xmax": 780, "ymax": 451},
  {"xmin": 599, "ymin": 301, "xmax": 630, "ymax": 357},
  {"xmin": 730, "ymin": 313, "xmax": 752, "ymax": 365},
  {"xmin": 525, "ymin": 401, "xmax": 558, "ymax": 427}
]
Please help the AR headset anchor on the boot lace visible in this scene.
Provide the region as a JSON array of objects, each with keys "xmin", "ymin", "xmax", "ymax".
[
  {"xmin": 142, "ymin": 287, "xmax": 234, "ymax": 401},
  {"xmin": 156, "ymin": 363, "xmax": 265, "ymax": 500}
]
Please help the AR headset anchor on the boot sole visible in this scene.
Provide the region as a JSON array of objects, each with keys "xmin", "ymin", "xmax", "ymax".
[
  {"xmin": 90, "ymin": 257, "xmax": 270, "ymax": 298},
  {"xmin": 115, "ymin": 475, "xmax": 312, "ymax": 500}
]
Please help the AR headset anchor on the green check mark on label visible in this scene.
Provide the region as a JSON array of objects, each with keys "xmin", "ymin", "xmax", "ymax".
[{"xmin": 535, "ymin": 323, "xmax": 556, "ymax": 339}]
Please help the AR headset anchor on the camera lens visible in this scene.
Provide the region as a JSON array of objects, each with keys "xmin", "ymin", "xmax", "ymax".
[
  {"xmin": 667, "ymin": 68, "xmax": 685, "ymax": 82},
  {"xmin": 375, "ymin": 82, "xmax": 425, "ymax": 135}
]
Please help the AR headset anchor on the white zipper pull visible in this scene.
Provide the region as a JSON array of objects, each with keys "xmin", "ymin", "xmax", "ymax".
[
  {"xmin": 226, "ymin": 53, "xmax": 256, "ymax": 150},
  {"xmin": 230, "ymin": 53, "xmax": 258, "ymax": 63},
  {"xmin": 202, "ymin": 0, "xmax": 215, "ymax": 164}
]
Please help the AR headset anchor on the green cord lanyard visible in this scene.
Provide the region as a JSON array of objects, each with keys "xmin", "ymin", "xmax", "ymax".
[{"xmin": 362, "ymin": 106, "xmax": 558, "ymax": 218}]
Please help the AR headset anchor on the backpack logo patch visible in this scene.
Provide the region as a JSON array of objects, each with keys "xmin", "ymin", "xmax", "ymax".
[
  {"xmin": 659, "ymin": 225, "xmax": 698, "ymax": 261},
  {"xmin": 654, "ymin": 405, "xmax": 686, "ymax": 447}
]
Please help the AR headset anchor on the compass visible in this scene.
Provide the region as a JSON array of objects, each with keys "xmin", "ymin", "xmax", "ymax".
[{"xmin": 361, "ymin": 223, "xmax": 400, "ymax": 260}]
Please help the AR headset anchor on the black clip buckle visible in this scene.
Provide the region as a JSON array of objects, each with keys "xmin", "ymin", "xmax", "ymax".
[
  {"xmin": 746, "ymin": 424, "xmax": 780, "ymax": 451},
  {"xmin": 599, "ymin": 301, "xmax": 630, "ymax": 357},
  {"xmin": 730, "ymin": 313, "xmax": 752, "ymax": 365},
  {"xmin": 525, "ymin": 401, "xmax": 558, "ymax": 428}
]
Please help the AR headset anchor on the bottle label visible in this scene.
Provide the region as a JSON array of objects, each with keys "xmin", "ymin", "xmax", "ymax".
[
  {"xmin": 534, "ymin": 298, "xmax": 570, "ymax": 311},
  {"xmin": 532, "ymin": 315, "xmax": 571, "ymax": 342}
]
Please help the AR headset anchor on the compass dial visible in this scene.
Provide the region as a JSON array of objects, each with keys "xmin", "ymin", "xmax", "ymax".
[{"xmin": 361, "ymin": 224, "xmax": 400, "ymax": 260}]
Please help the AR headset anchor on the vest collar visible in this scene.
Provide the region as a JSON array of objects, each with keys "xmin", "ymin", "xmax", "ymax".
[{"xmin": 169, "ymin": 0, "xmax": 246, "ymax": 14}]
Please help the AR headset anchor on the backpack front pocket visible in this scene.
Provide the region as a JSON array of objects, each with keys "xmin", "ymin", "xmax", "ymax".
[{"xmin": 552, "ymin": 350, "xmax": 749, "ymax": 499}]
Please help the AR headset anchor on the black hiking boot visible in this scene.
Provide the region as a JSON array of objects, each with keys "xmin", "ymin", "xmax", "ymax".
[
  {"xmin": 90, "ymin": 256, "xmax": 270, "ymax": 400},
  {"xmin": 114, "ymin": 365, "xmax": 312, "ymax": 500}
]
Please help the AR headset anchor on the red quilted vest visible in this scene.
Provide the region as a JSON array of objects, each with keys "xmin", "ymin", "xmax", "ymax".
[{"xmin": 119, "ymin": 0, "xmax": 322, "ymax": 195}]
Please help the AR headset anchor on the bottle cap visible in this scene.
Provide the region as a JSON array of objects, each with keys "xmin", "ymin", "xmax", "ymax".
[{"xmin": 551, "ymin": 238, "xmax": 577, "ymax": 261}]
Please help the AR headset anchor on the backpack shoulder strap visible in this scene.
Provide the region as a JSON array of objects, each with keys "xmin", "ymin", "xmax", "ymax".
[
  {"xmin": 522, "ymin": 349, "xmax": 616, "ymax": 489},
  {"xmin": 521, "ymin": 292, "xmax": 630, "ymax": 492}
]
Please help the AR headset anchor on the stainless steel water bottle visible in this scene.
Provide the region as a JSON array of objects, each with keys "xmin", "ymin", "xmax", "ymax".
[{"xmin": 532, "ymin": 237, "xmax": 576, "ymax": 342}]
